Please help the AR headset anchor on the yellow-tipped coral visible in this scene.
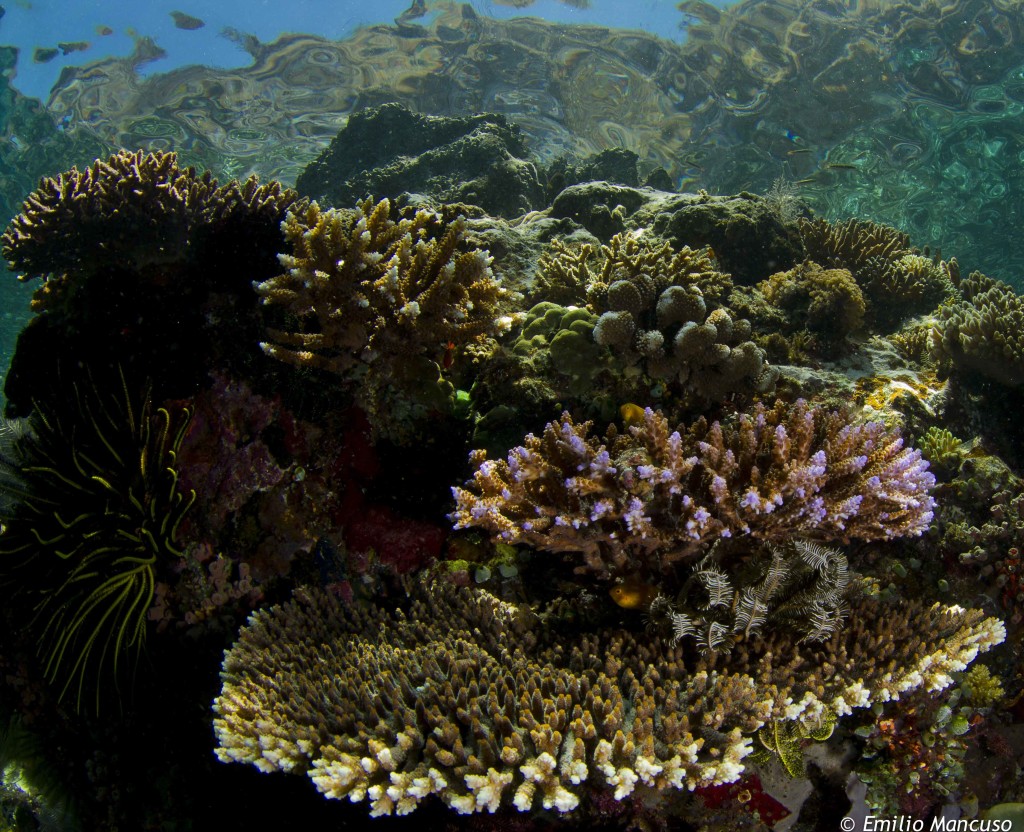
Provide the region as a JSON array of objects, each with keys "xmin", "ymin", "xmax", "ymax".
[
  {"xmin": 212, "ymin": 576, "xmax": 1003, "ymax": 817},
  {"xmin": 255, "ymin": 198, "xmax": 510, "ymax": 437}
]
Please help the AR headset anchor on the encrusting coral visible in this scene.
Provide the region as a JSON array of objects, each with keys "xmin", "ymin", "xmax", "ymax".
[
  {"xmin": 451, "ymin": 400, "xmax": 936, "ymax": 579},
  {"xmin": 212, "ymin": 576, "xmax": 1003, "ymax": 818},
  {"xmin": 254, "ymin": 198, "xmax": 511, "ymax": 438},
  {"xmin": 931, "ymin": 270, "xmax": 1024, "ymax": 387}
]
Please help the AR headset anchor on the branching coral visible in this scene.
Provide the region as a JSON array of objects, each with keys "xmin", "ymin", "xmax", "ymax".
[
  {"xmin": 212, "ymin": 576, "xmax": 1003, "ymax": 818},
  {"xmin": 451, "ymin": 401, "xmax": 936, "ymax": 579},
  {"xmin": 0, "ymin": 372, "xmax": 194, "ymax": 711},
  {"xmin": 537, "ymin": 232, "xmax": 732, "ymax": 310},
  {"xmin": 798, "ymin": 218, "xmax": 952, "ymax": 326},
  {"xmin": 0, "ymin": 149, "xmax": 299, "ymax": 313},
  {"xmin": 254, "ymin": 198, "xmax": 510, "ymax": 438},
  {"xmin": 930, "ymin": 270, "xmax": 1024, "ymax": 386}
]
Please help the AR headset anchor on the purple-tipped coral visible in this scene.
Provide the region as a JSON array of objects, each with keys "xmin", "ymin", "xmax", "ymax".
[{"xmin": 451, "ymin": 400, "xmax": 936, "ymax": 578}]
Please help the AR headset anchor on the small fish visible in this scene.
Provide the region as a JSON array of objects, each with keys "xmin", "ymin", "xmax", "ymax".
[
  {"xmin": 827, "ymin": 163, "xmax": 859, "ymax": 170},
  {"xmin": 442, "ymin": 340, "xmax": 456, "ymax": 370},
  {"xmin": 620, "ymin": 403, "xmax": 646, "ymax": 428},
  {"xmin": 170, "ymin": 10, "xmax": 205, "ymax": 30},
  {"xmin": 609, "ymin": 576, "xmax": 660, "ymax": 610},
  {"xmin": 786, "ymin": 148, "xmax": 811, "ymax": 155}
]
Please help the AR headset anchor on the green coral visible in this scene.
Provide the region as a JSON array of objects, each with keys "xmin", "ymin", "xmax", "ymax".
[
  {"xmin": 512, "ymin": 302, "xmax": 607, "ymax": 397},
  {"xmin": 917, "ymin": 427, "xmax": 966, "ymax": 479}
]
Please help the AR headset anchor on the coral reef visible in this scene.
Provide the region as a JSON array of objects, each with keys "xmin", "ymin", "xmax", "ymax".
[
  {"xmin": 0, "ymin": 372, "xmax": 194, "ymax": 711},
  {"xmin": 0, "ymin": 150, "xmax": 301, "ymax": 415},
  {"xmin": 452, "ymin": 401, "xmax": 936, "ymax": 579},
  {"xmin": 212, "ymin": 576, "xmax": 1003, "ymax": 818},
  {"xmin": 532, "ymin": 232, "xmax": 776, "ymax": 405},
  {"xmin": 799, "ymin": 218, "xmax": 952, "ymax": 328},
  {"xmin": 853, "ymin": 663, "xmax": 1004, "ymax": 817},
  {"xmin": 931, "ymin": 270, "xmax": 1024, "ymax": 387},
  {"xmin": 255, "ymin": 198, "xmax": 511, "ymax": 439}
]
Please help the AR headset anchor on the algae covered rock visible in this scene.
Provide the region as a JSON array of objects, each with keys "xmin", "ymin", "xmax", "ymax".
[{"xmin": 295, "ymin": 103, "xmax": 545, "ymax": 218}]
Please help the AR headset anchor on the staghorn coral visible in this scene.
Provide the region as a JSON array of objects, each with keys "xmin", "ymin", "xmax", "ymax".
[
  {"xmin": 0, "ymin": 372, "xmax": 194, "ymax": 711},
  {"xmin": 930, "ymin": 270, "xmax": 1024, "ymax": 387},
  {"xmin": 451, "ymin": 401, "xmax": 936, "ymax": 579},
  {"xmin": 1, "ymin": 149, "xmax": 299, "ymax": 314},
  {"xmin": 255, "ymin": 198, "xmax": 510, "ymax": 439},
  {"xmin": 212, "ymin": 576, "xmax": 1003, "ymax": 818}
]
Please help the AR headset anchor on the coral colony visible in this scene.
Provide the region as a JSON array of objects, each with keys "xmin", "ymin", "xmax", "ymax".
[{"xmin": 0, "ymin": 138, "xmax": 1018, "ymax": 828}]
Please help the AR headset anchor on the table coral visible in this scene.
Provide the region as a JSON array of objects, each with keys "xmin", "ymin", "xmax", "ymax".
[
  {"xmin": 451, "ymin": 400, "xmax": 936, "ymax": 579},
  {"xmin": 212, "ymin": 576, "xmax": 1003, "ymax": 819}
]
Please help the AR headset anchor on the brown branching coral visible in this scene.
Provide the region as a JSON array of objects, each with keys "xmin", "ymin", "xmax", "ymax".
[
  {"xmin": 798, "ymin": 218, "xmax": 952, "ymax": 326},
  {"xmin": 255, "ymin": 198, "xmax": 510, "ymax": 437},
  {"xmin": 212, "ymin": 577, "xmax": 1003, "ymax": 818},
  {"xmin": 930, "ymin": 270, "xmax": 1024, "ymax": 387},
  {"xmin": 451, "ymin": 401, "xmax": 936, "ymax": 579},
  {"xmin": 800, "ymin": 217, "xmax": 910, "ymax": 277},
  {"xmin": 1, "ymin": 149, "xmax": 300, "ymax": 313}
]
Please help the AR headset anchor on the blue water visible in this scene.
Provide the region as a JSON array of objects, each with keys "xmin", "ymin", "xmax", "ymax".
[{"xmin": 2, "ymin": 0, "xmax": 693, "ymax": 102}]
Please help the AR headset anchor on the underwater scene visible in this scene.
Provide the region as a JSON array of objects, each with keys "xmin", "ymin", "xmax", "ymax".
[{"xmin": 1, "ymin": 0, "xmax": 1024, "ymax": 829}]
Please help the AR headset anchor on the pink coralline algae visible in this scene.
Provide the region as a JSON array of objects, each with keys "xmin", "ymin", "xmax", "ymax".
[
  {"xmin": 175, "ymin": 373, "xmax": 287, "ymax": 536},
  {"xmin": 452, "ymin": 400, "xmax": 936, "ymax": 578}
]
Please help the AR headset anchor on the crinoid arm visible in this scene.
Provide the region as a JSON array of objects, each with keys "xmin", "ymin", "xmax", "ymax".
[{"xmin": 0, "ymin": 368, "xmax": 194, "ymax": 712}]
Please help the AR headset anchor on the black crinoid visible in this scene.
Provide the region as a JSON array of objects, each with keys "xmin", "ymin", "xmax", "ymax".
[{"xmin": 0, "ymin": 369, "xmax": 195, "ymax": 712}]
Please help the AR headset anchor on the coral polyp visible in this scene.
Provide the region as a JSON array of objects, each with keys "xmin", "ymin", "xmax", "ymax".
[{"xmin": 0, "ymin": 373, "xmax": 195, "ymax": 711}]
